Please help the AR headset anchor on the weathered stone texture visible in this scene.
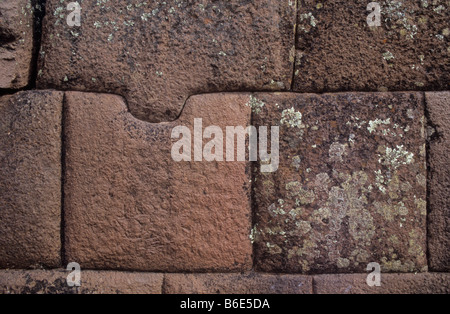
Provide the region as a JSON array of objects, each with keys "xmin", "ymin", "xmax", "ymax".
[
  {"xmin": 0, "ymin": 91, "xmax": 63, "ymax": 269},
  {"xmin": 164, "ymin": 273, "xmax": 312, "ymax": 294},
  {"xmin": 0, "ymin": 0, "xmax": 35, "ymax": 89},
  {"xmin": 427, "ymin": 92, "xmax": 450, "ymax": 271},
  {"xmin": 293, "ymin": 0, "xmax": 449, "ymax": 93},
  {"xmin": 314, "ymin": 273, "xmax": 450, "ymax": 294},
  {"xmin": 38, "ymin": 0, "xmax": 296, "ymax": 122},
  {"xmin": 0, "ymin": 270, "xmax": 163, "ymax": 294},
  {"xmin": 252, "ymin": 92, "xmax": 427, "ymax": 274},
  {"xmin": 64, "ymin": 92, "xmax": 252, "ymax": 272}
]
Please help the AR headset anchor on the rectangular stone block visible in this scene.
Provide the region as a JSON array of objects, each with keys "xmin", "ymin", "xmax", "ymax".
[
  {"xmin": 426, "ymin": 92, "xmax": 450, "ymax": 272},
  {"xmin": 164, "ymin": 273, "xmax": 312, "ymax": 294},
  {"xmin": 64, "ymin": 92, "xmax": 252, "ymax": 272},
  {"xmin": 0, "ymin": 270, "xmax": 163, "ymax": 294},
  {"xmin": 252, "ymin": 92, "xmax": 427, "ymax": 274},
  {"xmin": 39, "ymin": 0, "xmax": 296, "ymax": 122},
  {"xmin": 293, "ymin": 0, "xmax": 449, "ymax": 93},
  {"xmin": 0, "ymin": 0, "xmax": 35, "ymax": 89},
  {"xmin": 0, "ymin": 91, "xmax": 63, "ymax": 269},
  {"xmin": 314, "ymin": 273, "xmax": 450, "ymax": 294}
]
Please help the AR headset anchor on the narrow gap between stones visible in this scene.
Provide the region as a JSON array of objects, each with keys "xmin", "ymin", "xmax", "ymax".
[
  {"xmin": 249, "ymin": 98, "xmax": 257, "ymax": 271},
  {"xmin": 311, "ymin": 276, "xmax": 317, "ymax": 294},
  {"xmin": 29, "ymin": 0, "xmax": 47, "ymax": 90},
  {"xmin": 290, "ymin": 0, "xmax": 300, "ymax": 91},
  {"xmin": 424, "ymin": 92, "xmax": 439, "ymax": 271},
  {"xmin": 60, "ymin": 92, "xmax": 68, "ymax": 268}
]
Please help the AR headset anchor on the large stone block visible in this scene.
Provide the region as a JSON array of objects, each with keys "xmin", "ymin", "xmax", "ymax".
[
  {"xmin": 0, "ymin": 91, "xmax": 63, "ymax": 269},
  {"xmin": 64, "ymin": 92, "xmax": 252, "ymax": 272},
  {"xmin": 426, "ymin": 92, "xmax": 450, "ymax": 271},
  {"xmin": 252, "ymin": 92, "xmax": 427, "ymax": 274},
  {"xmin": 314, "ymin": 273, "xmax": 450, "ymax": 294},
  {"xmin": 164, "ymin": 273, "xmax": 312, "ymax": 294},
  {"xmin": 0, "ymin": 0, "xmax": 35, "ymax": 89},
  {"xmin": 38, "ymin": 0, "xmax": 296, "ymax": 122},
  {"xmin": 293, "ymin": 0, "xmax": 449, "ymax": 93},
  {"xmin": 0, "ymin": 270, "xmax": 163, "ymax": 294}
]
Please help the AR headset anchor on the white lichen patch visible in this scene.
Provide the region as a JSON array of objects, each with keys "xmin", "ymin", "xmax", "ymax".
[
  {"xmin": 245, "ymin": 96, "xmax": 265, "ymax": 114},
  {"xmin": 368, "ymin": 118, "xmax": 391, "ymax": 134},
  {"xmin": 378, "ymin": 145, "xmax": 414, "ymax": 170},
  {"xmin": 280, "ymin": 107, "xmax": 304, "ymax": 128}
]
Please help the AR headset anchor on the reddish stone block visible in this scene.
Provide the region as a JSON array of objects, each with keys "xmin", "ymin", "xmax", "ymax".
[
  {"xmin": 38, "ymin": 0, "xmax": 296, "ymax": 122},
  {"xmin": 164, "ymin": 273, "xmax": 312, "ymax": 294},
  {"xmin": 252, "ymin": 92, "xmax": 427, "ymax": 274},
  {"xmin": 293, "ymin": 0, "xmax": 449, "ymax": 93},
  {"xmin": 0, "ymin": 0, "xmax": 35, "ymax": 89},
  {"xmin": 426, "ymin": 92, "xmax": 450, "ymax": 272},
  {"xmin": 64, "ymin": 92, "xmax": 252, "ymax": 272},
  {"xmin": 0, "ymin": 270, "xmax": 163, "ymax": 294},
  {"xmin": 314, "ymin": 273, "xmax": 450, "ymax": 294},
  {"xmin": 0, "ymin": 91, "xmax": 63, "ymax": 269}
]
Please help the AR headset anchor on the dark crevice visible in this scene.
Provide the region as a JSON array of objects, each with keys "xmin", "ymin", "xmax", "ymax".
[
  {"xmin": 250, "ymin": 103, "xmax": 257, "ymax": 271},
  {"xmin": 311, "ymin": 276, "xmax": 317, "ymax": 294},
  {"xmin": 0, "ymin": 87, "xmax": 28, "ymax": 97},
  {"xmin": 290, "ymin": 0, "xmax": 300, "ymax": 91},
  {"xmin": 29, "ymin": 0, "xmax": 47, "ymax": 89},
  {"xmin": 423, "ymin": 93, "xmax": 439, "ymax": 271},
  {"xmin": 60, "ymin": 92, "xmax": 67, "ymax": 268}
]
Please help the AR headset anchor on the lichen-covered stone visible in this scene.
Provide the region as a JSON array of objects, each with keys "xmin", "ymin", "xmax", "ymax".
[
  {"xmin": 64, "ymin": 92, "xmax": 252, "ymax": 272},
  {"xmin": 293, "ymin": 0, "xmax": 449, "ymax": 93},
  {"xmin": 38, "ymin": 0, "xmax": 296, "ymax": 122},
  {"xmin": 252, "ymin": 92, "xmax": 427, "ymax": 274},
  {"xmin": 426, "ymin": 92, "xmax": 450, "ymax": 272},
  {"xmin": 0, "ymin": 270, "xmax": 163, "ymax": 294},
  {"xmin": 0, "ymin": 0, "xmax": 36, "ymax": 89},
  {"xmin": 314, "ymin": 273, "xmax": 450, "ymax": 294},
  {"xmin": 0, "ymin": 91, "xmax": 63, "ymax": 269},
  {"xmin": 164, "ymin": 273, "xmax": 312, "ymax": 294}
]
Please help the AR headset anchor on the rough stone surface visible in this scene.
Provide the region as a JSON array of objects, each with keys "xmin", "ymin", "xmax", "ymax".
[
  {"xmin": 64, "ymin": 92, "xmax": 252, "ymax": 272},
  {"xmin": 293, "ymin": 0, "xmax": 449, "ymax": 93},
  {"xmin": 252, "ymin": 92, "xmax": 427, "ymax": 274},
  {"xmin": 0, "ymin": 270, "xmax": 163, "ymax": 294},
  {"xmin": 164, "ymin": 273, "xmax": 312, "ymax": 294},
  {"xmin": 426, "ymin": 92, "xmax": 450, "ymax": 272},
  {"xmin": 0, "ymin": 91, "xmax": 63, "ymax": 269},
  {"xmin": 0, "ymin": 0, "xmax": 35, "ymax": 89},
  {"xmin": 314, "ymin": 273, "xmax": 450, "ymax": 294},
  {"xmin": 38, "ymin": 0, "xmax": 296, "ymax": 122}
]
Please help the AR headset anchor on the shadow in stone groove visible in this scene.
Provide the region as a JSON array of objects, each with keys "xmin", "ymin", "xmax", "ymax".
[{"xmin": 29, "ymin": 0, "xmax": 47, "ymax": 89}]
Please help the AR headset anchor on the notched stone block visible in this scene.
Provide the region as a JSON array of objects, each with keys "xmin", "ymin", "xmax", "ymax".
[
  {"xmin": 0, "ymin": 0, "xmax": 35, "ymax": 89},
  {"xmin": 38, "ymin": 0, "xmax": 296, "ymax": 122},
  {"xmin": 0, "ymin": 91, "xmax": 63, "ymax": 269},
  {"xmin": 64, "ymin": 92, "xmax": 252, "ymax": 272},
  {"xmin": 252, "ymin": 92, "xmax": 427, "ymax": 274}
]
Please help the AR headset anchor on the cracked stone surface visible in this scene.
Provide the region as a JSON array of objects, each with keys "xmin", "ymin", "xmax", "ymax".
[
  {"xmin": 0, "ymin": 0, "xmax": 36, "ymax": 89},
  {"xmin": 0, "ymin": 270, "xmax": 163, "ymax": 294},
  {"xmin": 64, "ymin": 92, "xmax": 252, "ymax": 272},
  {"xmin": 252, "ymin": 92, "xmax": 427, "ymax": 274},
  {"xmin": 293, "ymin": 0, "xmax": 449, "ymax": 93},
  {"xmin": 426, "ymin": 91, "xmax": 450, "ymax": 272},
  {"xmin": 0, "ymin": 91, "xmax": 63, "ymax": 269},
  {"xmin": 38, "ymin": 0, "xmax": 296, "ymax": 122}
]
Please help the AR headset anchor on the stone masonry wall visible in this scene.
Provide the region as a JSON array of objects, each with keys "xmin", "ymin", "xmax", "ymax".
[{"xmin": 0, "ymin": 0, "xmax": 449, "ymax": 294}]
